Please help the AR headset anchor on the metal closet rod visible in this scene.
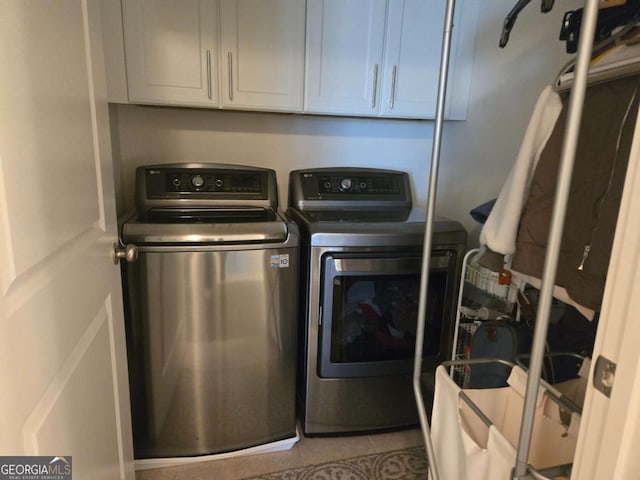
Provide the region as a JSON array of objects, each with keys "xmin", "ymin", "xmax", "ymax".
[
  {"xmin": 413, "ymin": 1, "xmax": 600, "ymax": 479},
  {"xmin": 412, "ymin": 1, "xmax": 456, "ymax": 480}
]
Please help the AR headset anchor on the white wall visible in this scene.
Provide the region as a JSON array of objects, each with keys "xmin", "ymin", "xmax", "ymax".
[
  {"xmin": 112, "ymin": 0, "xmax": 583, "ymax": 244},
  {"xmin": 112, "ymin": 107, "xmax": 434, "ymax": 217}
]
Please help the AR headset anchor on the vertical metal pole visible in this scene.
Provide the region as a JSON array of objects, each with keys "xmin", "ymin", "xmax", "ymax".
[
  {"xmin": 412, "ymin": 2, "xmax": 456, "ymax": 479},
  {"xmin": 512, "ymin": 0, "xmax": 599, "ymax": 478}
]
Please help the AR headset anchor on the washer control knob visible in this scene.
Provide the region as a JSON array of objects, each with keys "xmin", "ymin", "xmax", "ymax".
[
  {"xmin": 191, "ymin": 175, "xmax": 205, "ymax": 189},
  {"xmin": 339, "ymin": 178, "xmax": 353, "ymax": 191}
]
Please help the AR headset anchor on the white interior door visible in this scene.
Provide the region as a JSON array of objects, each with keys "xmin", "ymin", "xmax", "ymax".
[
  {"xmin": 0, "ymin": 1, "xmax": 134, "ymax": 479},
  {"xmin": 571, "ymin": 103, "xmax": 640, "ymax": 479}
]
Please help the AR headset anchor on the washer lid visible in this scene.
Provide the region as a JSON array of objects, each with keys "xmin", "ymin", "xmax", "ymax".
[
  {"xmin": 122, "ymin": 208, "xmax": 290, "ymax": 245},
  {"xmin": 139, "ymin": 206, "xmax": 277, "ymax": 224}
]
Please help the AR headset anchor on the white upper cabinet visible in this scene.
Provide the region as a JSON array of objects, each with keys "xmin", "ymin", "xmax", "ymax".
[
  {"xmin": 305, "ymin": 0, "xmax": 478, "ymax": 119},
  {"xmin": 304, "ymin": 0, "xmax": 387, "ymax": 116},
  {"xmin": 219, "ymin": 0, "xmax": 305, "ymax": 112},
  {"xmin": 380, "ymin": 0, "xmax": 444, "ymax": 118},
  {"xmin": 116, "ymin": 0, "xmax": 478, "ymax": 118},
  {"xmin": 122, "ymin": 0, "xmax": 219, "ymax": 107}
]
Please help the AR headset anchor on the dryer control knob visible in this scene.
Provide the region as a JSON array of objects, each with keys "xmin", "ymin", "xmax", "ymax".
[
  {"xmin": 191, "ymin": 175, "xmax": 205, "ymax": 189},
  {"xmin": 339, "ymin": 178, "xmax": 353, "ymax": 191}
]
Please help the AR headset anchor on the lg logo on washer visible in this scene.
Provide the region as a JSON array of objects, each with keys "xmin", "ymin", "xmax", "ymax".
[{"xmin": 270, "ymin": 254, "xmax": 290, "ymax": 268}]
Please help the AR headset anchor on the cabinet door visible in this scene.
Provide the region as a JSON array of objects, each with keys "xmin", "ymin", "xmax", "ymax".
[
  {"xmin": 220, "ymin": 0, "xmax": 305, "ymax": 112},
  {"xmin": 305, "ymin": 0, "xmax": 387, "ymax": 116},
  {"xmin": 381, "ymin": 0, "xmax": 477, "ymax": 119},
  {"xmin": 122, "ymin": 0, "xmax": 218, "ymax": 107},
  {"xmin": 380, "ymin": 0, "xmax": 444, "ymax": 118}
]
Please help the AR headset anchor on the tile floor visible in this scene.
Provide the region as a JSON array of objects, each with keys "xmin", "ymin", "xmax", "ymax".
[{"xmin": 135, "ymin": 427, "xmax": 425, "ymax": 480}]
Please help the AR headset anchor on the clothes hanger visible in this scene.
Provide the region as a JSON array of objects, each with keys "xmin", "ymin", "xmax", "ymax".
[
  {"xmin": 555, "ymin": 15, "xmax": 640, "ymax": 91},
  {"xmin": 500, "ymin": 0, "xmax": 640, "ymax": 90},
  {"xmin": 500, "ymin": 0, "xmax": 555, "ymax": 48},
  {"xmin": 500, "ymin": 0, "xmax": 638, "ymax": 50},
  {"xmin": 560, "ymin": 0, "xmax": 640, "ymax": 53}
]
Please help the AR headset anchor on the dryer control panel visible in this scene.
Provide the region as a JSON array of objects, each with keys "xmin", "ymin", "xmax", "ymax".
[
  {"xmin": 315, "ymin": 174, "xmax": 403, "ymax": 195},
  {"xmin": 288, "ymin": 168, "xmax": 412, "ymax": 210}
]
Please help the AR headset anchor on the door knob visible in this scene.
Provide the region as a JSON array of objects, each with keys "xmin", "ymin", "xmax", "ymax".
[{"xmin": 112, "ymin": 243, "xmax": 138, "ymax": 264}]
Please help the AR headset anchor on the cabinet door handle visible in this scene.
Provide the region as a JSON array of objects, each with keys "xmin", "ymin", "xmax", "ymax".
[
  {"xmin": 228, "ymin": 52, "xmax": 233, "ymax": 101},
  {"xmin": 371, "ymin": 64, "xmax": 379, "ymax": 108},
  {"xmin": 390, "ymin": 65, "xmax": 398, "ymax": 109},
  {"xmin": 206, "ymin": 50, "xmax": 212, "ymax": 100}
]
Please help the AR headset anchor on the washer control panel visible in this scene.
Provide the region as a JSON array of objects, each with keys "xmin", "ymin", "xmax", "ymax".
[
  {"xmin": 136, "ymin": 164, "xmax": 277, "ymax": 213},
  {"xmin": 161, "ymin": 170, "xmax": 263, "ymax": 194},
  {"xmin": 145, "ymin": 168, "xmax": 266, "ymax": 199}
]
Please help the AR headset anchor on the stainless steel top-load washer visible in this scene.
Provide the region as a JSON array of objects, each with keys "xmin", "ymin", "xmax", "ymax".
[
  {"xmin": 120, "ymin": 163, "xmax": 299, "ymax": 459},
  {"xmin": 287, "ymin": 167, "xmax": 466, "ymax": 435}
]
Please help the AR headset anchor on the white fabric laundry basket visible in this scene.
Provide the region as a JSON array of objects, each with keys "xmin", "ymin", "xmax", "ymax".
[{"xmin": 430, "ymin": 364, "xmax": 580, "ymax": 480}]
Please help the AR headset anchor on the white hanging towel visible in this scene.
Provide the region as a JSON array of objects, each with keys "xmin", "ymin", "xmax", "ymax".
[
  {"xmin": 430, "ymin": 365, "xmax": 580, "ymax": 480},
  {"xmin": 479, "ymin": 86, "xmax": 562, "ymax": 256}
]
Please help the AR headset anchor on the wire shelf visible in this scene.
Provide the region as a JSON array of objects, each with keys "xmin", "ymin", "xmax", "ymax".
[
  {"xmin": 451, "ymin": 320, "xmax": 481, "ymax": 387},
  {"xmin": 465, "ymin": 261, "xmax": 519, "ymax": 311}
]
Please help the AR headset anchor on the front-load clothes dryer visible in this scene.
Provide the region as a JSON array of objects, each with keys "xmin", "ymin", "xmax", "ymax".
[{"xmin": 287, "ymin": 167, "xmax": 466, "ymax": 435}]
